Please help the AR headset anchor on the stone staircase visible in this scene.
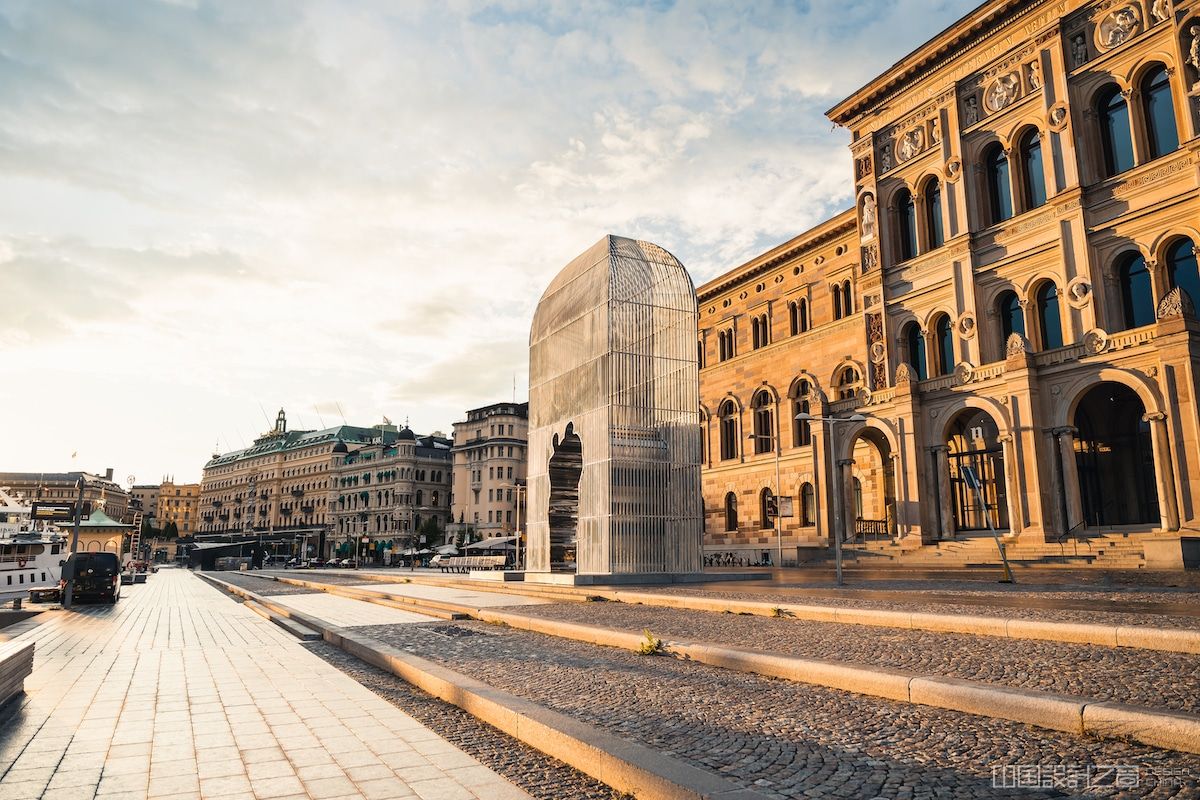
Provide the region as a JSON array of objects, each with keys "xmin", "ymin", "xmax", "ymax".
[{"xmin": 838, "ymin": 530, "xmax": 1150, "ymax": 570}]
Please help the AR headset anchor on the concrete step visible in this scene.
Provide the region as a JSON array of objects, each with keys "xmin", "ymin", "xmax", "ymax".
[{"xmin": 243, "ymin": 599, "xmax": 322, "ymax": 641}]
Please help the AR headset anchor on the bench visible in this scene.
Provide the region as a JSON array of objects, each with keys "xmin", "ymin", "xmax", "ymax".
[
  {"xmin": 438, "ymin": 556, "xmax": 508, "ymax": 573},
  {"xmin": 0, "ymin": 640, "xmax": 33, "ymax": 713}
]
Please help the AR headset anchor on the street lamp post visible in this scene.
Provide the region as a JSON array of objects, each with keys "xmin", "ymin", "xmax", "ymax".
[
  {"xmin": 500, "ymin": 482, "xmax": 526, "ymax": 570},
  {"xmin": 794, "ymin": 412, "xmax": 866, "ymax": 587},
  {"xmin": 745, "ymin": 432, "xmax": 783, "ymax": 568},
  {"xmin": 62, "ymin": 476, "xmax": 86, "ymax": 610}
]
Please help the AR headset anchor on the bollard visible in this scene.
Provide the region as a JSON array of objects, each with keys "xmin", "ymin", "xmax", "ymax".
[{"xmin": 12, "ymin": 597, "xmax": 22, "ymax": 611}]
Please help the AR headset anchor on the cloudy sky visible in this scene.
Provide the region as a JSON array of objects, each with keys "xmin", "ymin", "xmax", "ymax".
[{"xmin": 1, "ymin": 0, "xmax": 974, "ymax": 484}]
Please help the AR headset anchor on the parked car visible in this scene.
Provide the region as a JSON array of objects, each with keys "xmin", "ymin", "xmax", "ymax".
[{"xmin": 60, "ymin": 552, "xmax": 121, "ymax": 604}]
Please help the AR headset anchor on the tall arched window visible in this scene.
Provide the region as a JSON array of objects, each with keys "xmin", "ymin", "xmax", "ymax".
[
  {"xmin": 751, "ymin": 390, "xmax": 773, "ymax": 454},
  {"xmin": 724, "ymin": 492, "xmax": 738, "ymax": 532},
  {"xmin": 1142, "ymin": 65, "xmax": 1178, "ymax": 161},
  {"xmin": 719, "ymin": 400, "xmax": 738, "ymax": 460},
  {"xmin": 1098, "ymin": 85, "xmax": 1134, "ymax": 176},
  {"xmin": 1036, "ymin": 282, "xmax": 1063, "ymax": 349},
  {"xmin": 832, "ymin": 284, "xmax": 843, "ymax": 320},
  {"xmin": 925, "ymin": 179, "xmax": 944, "ymax": 249},
  {"xmin": 897, "ymin": 189, "xmax": 917, "ymax": 260},
  {"xmin": 800, "ymin": 483, "xmax": 815, "ymax": 526},
  {"xmin": 934, "ymin": 314, "xmax": 955, "ymax": 376},
  {"xmin": 791, "ymin": 380, "xmax": 812, "ymax": 447},
  {"xmin": 984, "ymin": 144, "xmax": 1012, "ymax": 224},
  {"xmin": 836, "ymin": 367, "xmax": 860, "ymax": 399},
  {"xmin": 1167, "ymin": 238, "xmax": 1200, "ymax": 307},
  {"xmin": 903, "ymin": 321, "xmax": 927, "ymax": 381},
  {"xmin": 759, "ymin": 487, "xmax": 775, "ymax": 529},
  {"xmin": 842, "ymin": 280, "xmax": 853, "ymax": 314},
  {"xmin": 789, "ymin": 301, "xmax": 800, "ymax": 335},
  {"xmin": 1018, "ymin": 129, "xmax": 1046, "ymax": 210},
  {"xmin": 751, "ymin": 315, "xmax": 765, "ymax": 349},
  {"xmin": 1118, "ymin": 253, "xmax": 1155, "ymax": 329},
  {"xmin": 798, "ymin": 299, "xmax": 809, "ymax": 332},
  {"xmin": 997, "ymin": 290, "xmax": 1025, "ymax": 343}
]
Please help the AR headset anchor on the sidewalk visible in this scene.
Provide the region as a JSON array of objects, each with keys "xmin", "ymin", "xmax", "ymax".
[{"xmin": 0, "ymin": 568, "xmax": 531, "ymax": 800}]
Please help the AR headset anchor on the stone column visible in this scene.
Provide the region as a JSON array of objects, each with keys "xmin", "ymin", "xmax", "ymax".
[
  {"xmin": 997, "ymin": 434, "xmax": 1023, "ymax": 537},
  {"xmin": 1051, "ymin": 426, "xmax": 1083, "ymax": 535},
  {"xmin": 1143, "ymin": 412, "xmax": 1180, "ymax": 531},
  {"xmin": 931, "ymin": 446, "xmax": 954, "ymax": 540},
  {"xmin": 838, "ymin": 458, "xmax": 856, "ymax": 543},
  {"xmin": 888, "ymin": 453, "xmax": 902, "ymax": 539}
]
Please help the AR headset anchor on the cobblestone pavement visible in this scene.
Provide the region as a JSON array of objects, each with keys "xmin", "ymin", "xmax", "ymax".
[
  {"xmin": 646, "ymin": 586, "xmax": 1200, "ymax": 629},
  {"xmin": 0, "ymin": 568, "xmax": 532, "ymax": 800},
  {"xmin": 303, "ymin": 642, "xmax": 621, "ymax": 800},
  {"xmin": 511, "ymin": 602, "xmax": 1200, "ymax": 714},
  {"xmin": 356, "ymin": 620, "xmax": 1200, "ymax": 800}
]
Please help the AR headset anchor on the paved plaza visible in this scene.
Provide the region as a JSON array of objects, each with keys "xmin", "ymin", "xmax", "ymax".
[{"xmin": 0, "ymin": 569, "xmax": 531, "ymax": 800}]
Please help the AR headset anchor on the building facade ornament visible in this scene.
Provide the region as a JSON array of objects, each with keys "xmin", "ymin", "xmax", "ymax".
[
  {"xmin": 1071, "ymin": 33, "xmax": 1089, "ymax": 67},
  {"xmin": 860, "ymin": 193, "xmax": 877, "ymax": 240},
  {"xmin": 1066, "ymin": 276, "xmax": 1093, "ymax": 308},
  {"xmin": 957, "ymin": 312, "xmax": 977, "ymax": 339},
  {"xmin": 1048, "ymin": 102, "xmax": 1069, "ymax": 130},
  {"xmin": 1188, "ymin": 26, "xmax": 1200, "ymax": 89},
  {"xmin": 963, "ymin": 95, "xmax": 980, "ymax": 126},
  {"xmin": 1157, "ymin": 286, "xmax": 1196, "ymax": 318},
  {"xmin": 879, "ymin": 143, "xmax": 893, "ymax": 172},
  {"xmin": 1151, "ymin": 0, "xmax": 1171, "ymax": 23},
  {"xmin": 1006, "ymin": 332, "xmax": 1032, "ymax": 357},
  {"xmin": 1027, "ymin": 59, "xmax": 1043, "ymax": 90},
  {"xmin": 985, "ymin": 72, "xmax": 1020, "ymax": 112},
  {"xmin": 894, "ymin": 362, "xmax": 913, "ymax": 385},
  {"xmin": 954, "ymin": 361, "xmax": 976, "ymax": 385},
  {"xmin": 1097, "ymin": 6, "xmax": 1141, "ymax": 50},
  {"xmin": 1082, "ymin": 328, "xmax": 1109, "ymax": 355},
  {"xmin": 898, "ymin": 128, "xmax": 924, "ymax": 161}
]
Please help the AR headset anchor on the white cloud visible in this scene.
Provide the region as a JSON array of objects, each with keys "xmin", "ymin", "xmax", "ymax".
[{"xmin": 0, "ymin": 0, "xmax": 976, "ymax": 482}]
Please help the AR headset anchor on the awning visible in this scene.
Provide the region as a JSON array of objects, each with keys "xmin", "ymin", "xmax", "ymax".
[{"xmin": 463, "ymin": 536, "xmax": 516, "ymax": 551}]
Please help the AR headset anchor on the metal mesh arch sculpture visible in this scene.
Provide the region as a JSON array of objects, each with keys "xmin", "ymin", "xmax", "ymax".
[{"xmin": 527, "ymin": 235, "xmax": 703, "ymax": 576}]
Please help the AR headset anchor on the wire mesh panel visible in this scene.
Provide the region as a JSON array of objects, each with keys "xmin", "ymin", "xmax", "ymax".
[{"xmin": 527, "ymin": 236, "xmax": 702, "ymax": 576}]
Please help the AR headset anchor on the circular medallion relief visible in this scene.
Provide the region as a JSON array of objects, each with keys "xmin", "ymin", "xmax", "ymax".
[
  {"xmin": 897, "ymin": 127, "xmax": 925, "ymax": 162},
  {"xmin": 1047, "ymin": 102, "xmax": 1069, "ymax": 132},
  {"xmin": 944, "ymin": 157, "xmax": 963, "ymax": 183},
  {"xmin": 957, "ymin": 312, "xmax": 977, "ymax": 339},
  {"xmin": 984, "ymin": 72, "xmax": 1020, "ymax": 113},
  {"xmin": 1082, "ymin": 328, "xmax": 1109, "ymax": 355},
  {"xmin": 1096, "ymin": 5, "xmax": 1141, "ymax": 51},
  {"xmin": 870, "ymin": 342, "xmax": 887, "ymax": 363},
  {"xmin": 1065, "ymin": 276, "xmax": 1093, "ymax": 309}
]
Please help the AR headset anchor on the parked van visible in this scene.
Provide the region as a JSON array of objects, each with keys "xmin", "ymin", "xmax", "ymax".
[{"xmin": 60, "ymin": 552, "xmax": 121, "ymax": 603}]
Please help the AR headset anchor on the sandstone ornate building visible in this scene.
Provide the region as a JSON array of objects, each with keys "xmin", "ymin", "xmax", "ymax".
[
  {"xmin": 450, "ymin": 402, "xmax": 529, "ymax": 541},
  {"xmin": 700, "ymin": 0, "xmax": 1200, "ymax": 569}
]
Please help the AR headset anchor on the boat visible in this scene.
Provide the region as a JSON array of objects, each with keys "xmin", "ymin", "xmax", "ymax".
[{"xmin": 0, "ymin": 487, "xmax": 67, "ymax": 591}]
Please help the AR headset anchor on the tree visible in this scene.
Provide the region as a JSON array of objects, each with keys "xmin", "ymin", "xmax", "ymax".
[
  {"xmin": 417, "ymin": 516, "xmax": 443, "ymax": 547},
  {"xmin": 163, "ymin": 520, "xmax": 179, "ymax": 540}
]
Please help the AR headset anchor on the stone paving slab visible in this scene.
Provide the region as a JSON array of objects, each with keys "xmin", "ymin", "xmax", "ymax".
[
  {"xmin": 266, "ymin": 593, "xmax": 440, "ymax": 628},
  {"xmin": 0, "ymin": 568, "xmax": 531, "ymax": 800},
  {"xmin": 346, "ymin": 584, "xmax": 549, "ymax": 609}
]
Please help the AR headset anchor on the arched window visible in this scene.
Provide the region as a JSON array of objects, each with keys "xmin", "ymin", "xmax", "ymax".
[
  {"xmin": 718, "ymin": 328, "xmax": 734, "ymax": 361},
  {"xmin": 1142, "ymin": 65, "xmax": 1178, "ymax": 161},
  {"xmin": 1097, "ymin": 85, "xmax": 1134, "ymax": 176},
  {"xmin": 903, "ymin": 321, "xmax": 927, "ymax": 381},
  {"xmin": 925, "ymin": 179, "xmax": 944, "ymax": 249},
  {"xmin": 751, "ymin": 316, "xmax": 762, "ymax": 349},
  {"xmin": 832, "ymin": 284, "xmax": 843, "ymax": 320},
  {"xmin": 798, "ymin": 299, "xmax": 809, "ymax": 332},
  {"xmin": 897, "ymin": 188, "xmax": 917, "ymax": 260},
  {"xmin": 1018, "ymin": 129, "xmax": 1046, "ymax": 210},
  {"xmin": 984, "ymin": 144, "xmax": 1012, "ymax": 224},
  {"xmin": 415, "ymin": 490, "xmax": 423, "ymax": 506},
  {"xmin": 791, "ymin": 380, "xmax": 812, "ymax": 447},
  {"xmin": 789, "ymin": 302, "xmax": 799, "ymax": 335},
  {"xmin": 933, "ymin": 314, "xmax": 955, "ymax": 376},
  {"xmin": 724, "ymin": 492, "xmax": 738, "ymax": 532},
  {"xmin": 760, "ymin": 487, "xmax": 775, "ymax": 529},
  {"xmin": 836, "ymin": 367, "xmax": 860, "ymax": 399},
  {"xmin": 1035, "ymin": 282, "xmax": 1063, "ymax": 349},
  {"xmin": 719, "ymin": 400, "xmax": 738, "ymax": 461},
  {"xmin": 842, "ymin": 280, "xmax": 853, "ymax": 314},
  {"xmin": 697, "ymin": 340, "xmax": 704, "ymax": 368},
  {"xmin": 800, "ymin": 483, "xmax": 815, "ymax": 526},
  {"xmin": 1118, "ymin": 253, "xmax": 1155, "ymax": 329},
  {"xmin": 1167, "ymin": 238, "xmax": 1200, "ymax": 308},
  {"xmin": 997, "ymin": 290, "xmax": 1025, "ymax": 343},
  {"xmin": 751, "ymin": 390, "xmax": 773, "ymax": 454}
]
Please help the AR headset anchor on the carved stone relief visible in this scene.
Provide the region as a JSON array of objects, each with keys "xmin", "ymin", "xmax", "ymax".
[
  {"xmin": 985, "ymin": 72, "xmax": 1020, "ymax": 112},
  {"xmin": 1082, "ymin": 328, "xmax": 1109, "ymax": 355},
  {"xmin": 1096, "ymin": 5, "xmax": 1141, "ymax": 51},
  {"xmin": 1047, "ymin": 102, "xmax": 1070, "ymax": 131},
  {"xmin": 856, "ymin": 154, "xmax": 873, "ymax": 181},
  {"xmin": 954, "ymin": 361, "xmax": 976, "ymax": 385},
  {"xmin": 1187, "ymin": 25, "xmax": 1200, "ymax": 90},
  {"xmin": 862, "ymin": 244, "xmax": 879, "ymax": 273},
  {"xmin": 957, "ymin": 312, "xmax": 977, "ymax": 339},
  {"xmin": 944, "ymin": 157, "xmax": 963, "ymax": 182},
  {"xmin": 1151, "ymin": 0, "xmax": 1171, "ymax": 24},
  {"xmin": 1006, "ymin": 332, "xmax": 1033, "ymax": 358},
  {"xmin": 860, "ymin": 193, "xmax": 877, "ymax": 240},
  {"xmin": 929, "ymin": 118, "xmax": 941, "ymax": 144},
  {"xmin": 879, "ymin": 143, "xmax": 893, "ymax": 172},
  {"xmin": 1158, "ymin": 286, "xmax": 1196, "ymax": 318},
  {"xmin": 1071, "ymin": 33, "xmax": 1089, "ymax": 68},
  {"xmin": 1066, "ymin": 277, "xmax": 1093, "ymax": 309},
  {"xmin": 894, "ymin": 362, "xmax": 913, "ymax": 385},
  {"xmin": 898, "ymin": 128, "xmax": 925, "ymax": 162},
  {"xmin": 962, "ymin": 95, "xmax": 980, "ymax": 127},
  {"xmin": 1027, "ymin": 60, "xmax": 1043, "ymax": 91}
]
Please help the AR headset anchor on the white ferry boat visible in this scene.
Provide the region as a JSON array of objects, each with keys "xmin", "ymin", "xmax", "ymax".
[{"xmin": 0, "ymin": 487, "xmax": 66, "ymax": 591}]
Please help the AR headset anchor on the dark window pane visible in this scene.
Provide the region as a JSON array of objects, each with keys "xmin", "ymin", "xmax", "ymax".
[
  {"xmin": 906, "ymin": 323, "xmax": 928, "ymax": 381},
  {"xmin": 1021, "ymin": 132, "xmax": 1046, "ymax": 209},
  {"xmin": 986, "ymin": 146, "xmax": 1012, "ymax": 223},
  {"xmin": 1143, "ymin": 68, "xmax": 1178, "ymax": 160},
  {"xmin": 936, "ymin": 315, "xmax": 955, "ymax": 375},
  {"xmin": 1168, "ymin": 239, "xmax": 1200, "ymax": 308},
  {"xmin": 1120, "ymin": 255, "xmax": 1155, "ymax": 329},
  {"xmin": 898, "ymin": 190, "xmax": 917, "ymax": 260},
  {"xmin": 1037, "ymin": 283, "xmax": 1063, "ymax": 349},
  {"xmin": 926, "ymin": 181, "xmax": 943, "ymax": 248},
  {"xmin": 998, "ymin": 291, "xmax": 1025, "ymax": 341},
  {"xmin": 1100, "ymin": 88, "xmax": 1134, "ymax": 175}
]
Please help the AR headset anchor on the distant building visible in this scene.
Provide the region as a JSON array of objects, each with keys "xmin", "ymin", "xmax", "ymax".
[
  {"xmin": 129, "ymin": 484, "xmax": 161, "ymax": 523},
  {"xmin": 451, "ymin": 402, "xmax": 528, "ymax": 541},
  {"xmin": 328, "ymin": 426, "xmax": 453, "ymax": 560},
  {"xmin": 156, "ymin": 481, "xmax": 201, "ymax": 537},
  {"xmin": 0, "ymin": 469, "xmax": 131, "ymax": 523}
]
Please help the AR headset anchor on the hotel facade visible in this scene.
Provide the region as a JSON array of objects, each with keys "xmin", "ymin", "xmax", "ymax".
[{"xmin": 699, "ymin": 0, "xmax": 1200, "ymax": 569}]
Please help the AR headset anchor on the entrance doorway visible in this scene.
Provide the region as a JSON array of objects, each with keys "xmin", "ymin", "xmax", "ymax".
[
  {"xmin": 1074, "ymin": 383, "xmax": 1159, "ymax": 527},
  {"xmin": 548, "ymin": 424, "xmax": 582, "ymax": 569},
  {"xmin": 946, "ymin": 409, "xmax": 1008, "ymax": 531},
  {"xmin": 847, "ymin": 428, "xmax": 895, "ymax": 540}
]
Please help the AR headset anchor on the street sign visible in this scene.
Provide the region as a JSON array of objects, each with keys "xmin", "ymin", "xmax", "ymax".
[
  {"xmin": 777, "ymin": 497, "xmax": 795, "ymax": 518},
  {"xmin": 765, "ymin": 495, "xmax": 778, "ymax": 518},
  {"xmin": 959, "ymin": 465, "xmax": 982, "ymax": 489},
  {"xmin": 31, "ymin": 502, "xmax": 76, "ymax": 521}
]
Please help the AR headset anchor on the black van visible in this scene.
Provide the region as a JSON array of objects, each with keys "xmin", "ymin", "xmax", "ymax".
[{"xmin": 60, "ymin": 552, "xmax": 122, "ymax": 603}]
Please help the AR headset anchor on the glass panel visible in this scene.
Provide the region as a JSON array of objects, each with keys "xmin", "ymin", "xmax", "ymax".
[
  {"xmin": 1168, "ymin": 239, "xmax": 1200, "ymax": 308},
  {"xmin": 999, "ymin": 291, "xmax": 1025, "ymax": 340},
  {"xmin": 1021, "ymin": 133, "xmax": 1046, "ymax": 209},
  {"xmin": 936, "ymin": 316, "xmax": 955, "ymax": 375},
  {"xmin": 926, "ymin": 182, "xmax": 943, "ymax": 248},
  {"xmin": 1100, "ymin": 89, "xmax": 1134, "ymax": 175},
  {"xmin": 1120, "ymin": 255, "xmax": 1155, "ymax": 329},
  {"xmin": 898, "ymin": 191, "xmax": 917, "ymax": 260},
  {"xmin": 1143, "ymin": 67, "xmax": 1178, "ymax": 160},
  {"xmin": 1037, "ymin": 283, "xmax": 1063, "ymax": 349},
  {"xmin": 905, "ymin": 323, "xmax": 928, "ymax": 381},
  {"xmin": 986, "ymin": 147, "xmax": 1012, "ymax": 223}
]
